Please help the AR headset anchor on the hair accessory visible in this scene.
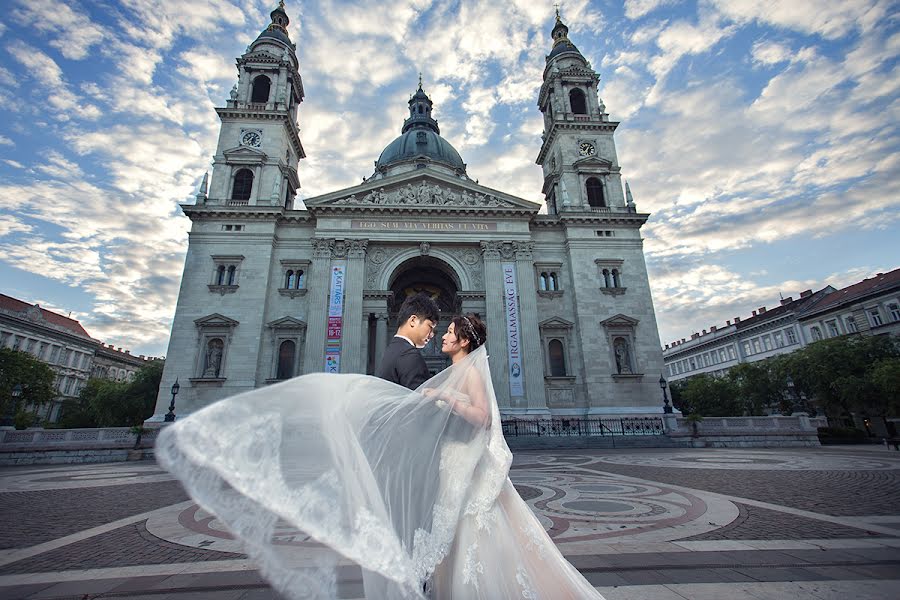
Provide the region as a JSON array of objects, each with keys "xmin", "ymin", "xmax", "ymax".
[{"xmin": 461, "ymin": 315, "xmax": 481, "ymax": 346}]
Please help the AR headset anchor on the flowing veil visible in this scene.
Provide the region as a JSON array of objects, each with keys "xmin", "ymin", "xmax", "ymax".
[{"xmin": 155, "ymin": 346, "xmax": 508, "ymax": 599}]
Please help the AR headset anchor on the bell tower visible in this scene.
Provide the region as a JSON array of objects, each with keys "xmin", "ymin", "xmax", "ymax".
[
  {"xmin": 203, "ymin": 1, "xmax": 305, "ymax": 209},
  {"xmin": 535, "ymin": 11, "xmax": 628, "ymax": 215}
]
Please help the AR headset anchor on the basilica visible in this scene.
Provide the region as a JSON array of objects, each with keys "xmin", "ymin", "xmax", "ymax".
[{"xmin": 150, "ymin": 3, "xmax": 667, "ymax": 421}]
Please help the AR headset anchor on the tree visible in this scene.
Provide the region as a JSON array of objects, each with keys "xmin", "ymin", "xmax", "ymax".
[
  {"xmin": 59, "ymin": 360, "xmax": 164, "ymax": 428},
  {"xmin": 678, "ymin": 374, "xmax": 743, "ymax": 417},
  {"xmin": 870, "ymin": 358, "xmax": 900, "ymax": 418},
  {"xmin": 0, "ymin": 348, "xmax": 57, "ymax": 428},
  {"xmin": 727, "ymin": 360, "xmax": 785, "ymax": 416}
]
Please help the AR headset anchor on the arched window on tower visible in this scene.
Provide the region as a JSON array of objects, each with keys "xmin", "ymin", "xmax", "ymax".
[
  {"xmin": 550, "ymin": 272, "xmax": 559, "ymax": 291},
  {"xmin": 586, "ymin": 177, "xmax": 605, "ymax": 208},
  {"xmin": 226, "ymin": 265, "xmax": 236, "ymax": 286},
  {"xmin": 540, "ymin": 272, "xmax": 549, "ymax": 291},
  {"xmin": 602, "ymin": 269, "xmax": 611, "ymax": 288},
  {"xmin": 276, "ymin": 340, "xmax": 296, "ymax": 380},
  {"xmin": 285, "ymin": 270, "xmax": 295, "ymax": 289},
  {"xmin": 251, "ymin": 75, "xmax": 271, "ymax": 103},
  {"xmin": 232, "ymin": 169, "xmax": 254, "ymax": 201},
  {"xmin": 612, "ymin": 269, "xmax": 621, "ymax": 287},
  {"xmin": 216, "ymin": 265, "xmax": 226, "ymax": 285},
  {"xmin": 569, "ymin": 88, "xmax": 587, "ymax": 114},
  {"xmin": 549, "ymin": 339, "xmax": 566, "ymax": 376}
]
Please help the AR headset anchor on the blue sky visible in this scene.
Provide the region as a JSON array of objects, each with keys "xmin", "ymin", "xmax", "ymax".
[{"xmin": 0, "ymin": 0, "xmax": 897, "ymax": 357}]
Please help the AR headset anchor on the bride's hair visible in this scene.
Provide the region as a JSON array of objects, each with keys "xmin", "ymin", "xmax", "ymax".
[{"xmin": 451, "ymin": 313, "xmax": 487, "ymax": 352}]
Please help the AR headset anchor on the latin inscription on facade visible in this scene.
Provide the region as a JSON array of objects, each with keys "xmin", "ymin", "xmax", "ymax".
[{"xmin": 351, "ymin": 220, "xmax": 497, "ymax": 232}]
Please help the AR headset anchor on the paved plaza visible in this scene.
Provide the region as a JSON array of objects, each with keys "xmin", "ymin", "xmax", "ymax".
[{"xmin": 0, "ymin": 446, "xmax": 898, "ymax": 599}]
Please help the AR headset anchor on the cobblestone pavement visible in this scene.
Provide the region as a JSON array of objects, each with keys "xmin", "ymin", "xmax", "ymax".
[{"xmin": 0, "ymin": 447, "xmax": 898, "ymax": 599}]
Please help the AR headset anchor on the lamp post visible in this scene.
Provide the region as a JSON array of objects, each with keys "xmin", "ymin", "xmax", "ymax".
[
  {"xmin": 1, "ymin": 384, "xmax": 23, "ymax": 428},
  {"xmin": 785, "ymin": 375, "xmax": 805, "ymax": 414},
  {"xmin": 660, "ymin": 375, "xmax": 673, "ymax": 414},
  {"xmin": 164, "ymin": 378, "xmax": 180, "ymax": 422}
]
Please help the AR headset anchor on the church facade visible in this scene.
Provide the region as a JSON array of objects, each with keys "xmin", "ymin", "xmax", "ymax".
[{"xmin": 150, "ymin": 4, "xmax": 667, "ymax": 422}]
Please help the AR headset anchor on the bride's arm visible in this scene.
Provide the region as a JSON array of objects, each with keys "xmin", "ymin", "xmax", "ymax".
[{"xmin": 451, "ymin": 369, "xmax": 490, "ymax": 428}]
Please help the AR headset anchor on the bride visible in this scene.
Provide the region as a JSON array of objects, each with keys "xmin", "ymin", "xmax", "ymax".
[{"xmin": 156, "ymin": 314, "xmax": 603, "ymax": 599}]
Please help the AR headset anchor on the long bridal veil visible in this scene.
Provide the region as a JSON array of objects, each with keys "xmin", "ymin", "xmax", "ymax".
[{"xmin": 156, "ymin": 346, "xmax": 508, "ymax": 599}]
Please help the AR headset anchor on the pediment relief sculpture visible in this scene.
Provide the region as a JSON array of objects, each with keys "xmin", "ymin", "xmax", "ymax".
[{"xmin": 332, "ymin": 181, "xmax": 515, "ymax": 208}]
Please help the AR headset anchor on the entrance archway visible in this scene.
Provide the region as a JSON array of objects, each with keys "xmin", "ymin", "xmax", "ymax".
[{"xmin": 377, "ymin": 256, "xmax": 460, "ymax": 375}]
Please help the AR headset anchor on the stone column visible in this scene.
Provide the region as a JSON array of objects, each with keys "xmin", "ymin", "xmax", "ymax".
[
  {"xmin": 481, "ymin": 242, "xmax": 510, "ymax": 409},
  {"xmin": 302, "ymin": 238, "xmax": 333, "ymax": 374},
  {"xmin": 514, "ymin": 242, "xmax": 548, "ymax": 413},
  {"xmin": 341, "ymin": 239, "xmax": 368, "ymax": 373},
  {"xmin": 374, "ymin": 312, "xmax": 389, "ymax": 355}
]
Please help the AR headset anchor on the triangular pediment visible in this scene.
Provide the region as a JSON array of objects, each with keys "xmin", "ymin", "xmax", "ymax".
[
  {"xmin": 539, "ymin": 317, "xmax": 574, "ymax": 330},
  {"xmin": 194, "ymin": 313, "xmax": 240, "ymax": 328},
  {"xmin": 223, "ymin": 146, "xmax": 268, "ymax": 160},
  {"xmin": 600, "ymin": 314, "xmax": 640, "ymax": 328},
  {"xmin": 304, "ymin": 170, "xmax": 541, "ymax": 214},
  {"xmin": 266, "ymin": 316, "xmax": 307, "ymax": 330},
  {"xmin": 574, "ymin": 156, "xmax": 613, "ymax": 169}
]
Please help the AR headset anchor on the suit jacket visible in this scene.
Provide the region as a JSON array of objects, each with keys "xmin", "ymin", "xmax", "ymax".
[{"xmin": 375, "ymin": 336, "xmax": 431, "ymax": 390}]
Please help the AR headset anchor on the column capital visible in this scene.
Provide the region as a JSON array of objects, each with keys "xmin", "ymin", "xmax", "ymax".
[
  {"xmin": 348, "ymin": 239, "xmax": 369, "ymax": 259},
  {"xmin": 514, "ymin": 241, "xmax": 534, "ymax": 260},
  {"xmin": 311, "ymin": 238, "xmax": 334, "ymax": 258}
]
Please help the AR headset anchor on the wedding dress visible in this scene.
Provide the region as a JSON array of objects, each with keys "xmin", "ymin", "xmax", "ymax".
[{"xmin": 156, "ymin": 346, "xmax": 603, "ymax": 599}]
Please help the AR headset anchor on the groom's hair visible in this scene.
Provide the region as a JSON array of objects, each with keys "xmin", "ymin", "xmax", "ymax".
[{"xmin": 397, "ymin": 293, "xmax": 439, "ymax": 326}]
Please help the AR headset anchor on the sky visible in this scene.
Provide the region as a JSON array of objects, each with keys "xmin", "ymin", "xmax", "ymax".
[{"xmin": 0, "ymin": 0, "xmax": 897, "ymax": 358}]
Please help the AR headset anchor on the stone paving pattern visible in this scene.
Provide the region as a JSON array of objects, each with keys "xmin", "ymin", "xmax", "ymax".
[
  {"xmin": 576, "ymin": 459, "xmax": 900, "ymax": 516},
  {"xmin": 0, "ymin": 480, "xmax": 188, "ymax": 549},
  {"xmin": 682, "ymin": 503, "xmax": 884, "ymax": 540},
  {"xmin": 0, "ymin": 520, "xmax": 244, "ymax": 574}
]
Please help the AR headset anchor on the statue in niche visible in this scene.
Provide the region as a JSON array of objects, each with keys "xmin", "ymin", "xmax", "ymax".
[
  {"xmin": 614, "ymin": 337, "xmax": 633, "ymax": 375},
  {"xmin": 204, "ymin": 339, "xmax": 224, "ymax": 378}
]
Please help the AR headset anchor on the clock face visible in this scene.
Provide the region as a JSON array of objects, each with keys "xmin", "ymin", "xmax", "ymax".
[
  {"xmin": 241, "ymin": 131, "xmax": 261, "ymax": 147},
  {"xmin": 579, "ymin": 142, "xmax": 596, "ymax": 157}
]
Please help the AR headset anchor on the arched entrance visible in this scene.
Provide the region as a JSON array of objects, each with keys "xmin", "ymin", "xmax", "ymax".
[{"xmin": 370, "ymin": 256, "xmax": 460, "ymax": 375}]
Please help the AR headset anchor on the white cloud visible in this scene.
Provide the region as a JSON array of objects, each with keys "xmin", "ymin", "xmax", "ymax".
[
  {"xmin": 624, "ymin": 0, "xmax": 682, "ymax": 20},
  {"xmin": 11, "ymin": 0, "xmax": 106, "ymax": 60},
  {"xmin": 35, "ymin": 151, "xmax": 84, "ymax": 179},
  {"xmin": 3, "ymin": 159, "xmax": 24, "ymax": 169},
  {"xmin": 750, "ymin": 40, "xmax": 793, "ymax": 66},
  {"xmin": 711, "ymin": 0, "xmax": 884, "ymax": 40},
  {"xmin": 0, "ymin": 214, "xmax": 32, "ymax": 236},
  {"xmin": 0, "ymin": 135, "xmax": 13, "ymax": 146}
]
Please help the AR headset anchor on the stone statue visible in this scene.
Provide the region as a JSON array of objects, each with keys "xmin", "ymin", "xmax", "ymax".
[
  {"xmin": 625, "ymin": 181, "xmax": 636, "ymax": 210},
  {"xmin": 560, "ymin": 179, "xmax": 571, "ymax": 207},
  {"xmin": 614, "ymin": 338, "xmax": 632, "ymax": 375},
  {"xmin": 204, "ymin": 340, "xmax": 223, "ymax": 378},
  {"xmin": 271, "ymin": 176, "xmax": 282, "ymax": 203},
  {"xmin": 229, "ymin": 85, "xmax": 238, "ymax": 101}
]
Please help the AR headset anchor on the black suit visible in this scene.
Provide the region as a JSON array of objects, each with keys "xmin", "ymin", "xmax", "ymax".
[{"xmin": 375, "ymin": 336, "xmax": 430, "ymax": 390}]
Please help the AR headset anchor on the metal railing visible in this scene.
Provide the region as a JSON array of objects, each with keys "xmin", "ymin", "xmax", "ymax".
[{"xmin": 501, "ymin": 417, "xmax": 664, "ymax": 437}]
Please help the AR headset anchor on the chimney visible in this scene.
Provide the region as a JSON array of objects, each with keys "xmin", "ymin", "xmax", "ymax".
[
  {"xmin": 752, "ymin": 310, "xmax": 757, "ymax": 317},
  {"xmin": 702, "ymin": 329, "xmax": 707, "ymax": 335},
  {"xmin": 781, "ymin": 296, "xmax": 793, "ymax": 306},
  {"xmin": 125, "ymin": 350, "xmax": 130, "ymax": 355},
  {"xmin": 710, "ymin": 325, "xmax": 718, "ymax": 332},
  {"xmin": 800, "ymin": 289, "xmax": 812, "ymax": 298},
  {"xmin": 691, "ymin": 332, "xmax": 700, "ymax": 339},
  {"xmin": 759, "ymin": 306, "xmax": 767, "ymax": 314},
  {"xmin": 734, "ymin": 317, "xmax": 741, "ymax": 323},
  {"xmin": 117, "ymin": 347, "xmax": 122, "ymax": 352},
  {"xmin": 139, "ymin": 355, "xmax": 145, "ymax": 359},
  {"xmin": 726, "ymin": 320, "xmax": 731, "ymax": 325},
  {"xmin": 665, "ymin": 343, "xmax": 669, "ymax": 349},
  {"xmin": 681, "ymin": 338, "xmax": 686, "ymax": 343}
]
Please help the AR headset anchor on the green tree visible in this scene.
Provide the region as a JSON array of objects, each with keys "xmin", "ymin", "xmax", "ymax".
[
  {"xmin": 86, "ymin": 360, "xmax": 163, "ymax": 427},
  {"xmin": 678, "ymin": 374, "xmax": 743, "ymax": 417},
  {"xmin": 870, "ymin": 357, "xmax": 900, "ymax": 417},
  {"xmin": 727, "ymin": 360, "xmax": 786, "ymax": 416},
  {"xmin": 0, "ymin": 348, "xmax": 57, "ymax": 428}
]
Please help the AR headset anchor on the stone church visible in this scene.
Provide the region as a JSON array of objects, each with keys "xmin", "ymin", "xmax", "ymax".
[{"xmin": 150, "ymin": 3, "xmax": 667, "ymax": 422}]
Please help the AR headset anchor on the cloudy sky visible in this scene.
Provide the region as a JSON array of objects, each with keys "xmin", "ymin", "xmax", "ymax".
[{"xmin": 0, "ymin": 0, "xmax": 897, "ymax": 357}]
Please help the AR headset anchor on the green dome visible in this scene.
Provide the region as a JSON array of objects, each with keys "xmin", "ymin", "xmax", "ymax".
[
  {"xmin": 375, "ymin": 129, "xmax": 465, "ymax": 171},
  {"xmin": 374, "ymin": 83, "xmax": 466, "ymax": 173}
]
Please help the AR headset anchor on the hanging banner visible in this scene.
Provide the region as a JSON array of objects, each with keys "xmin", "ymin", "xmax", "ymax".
[
  {"xmin": 502, "ymin": 262, "xmax": 525, "ymax": 397},
  {"xmin": 325, "ymin": 262, "xmax": 346, "ymax": 373}
]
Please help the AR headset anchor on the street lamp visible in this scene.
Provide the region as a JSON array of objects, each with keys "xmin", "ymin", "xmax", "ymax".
[
  {"xmin": 785, "ymin": 375, "xmax": 806, "ymax": 414},
  {"xmin": 659, "ymin": 375, "xmax": 673, "ymax": 414},
  {"xmin": 164, "ymin": 378, "xmax": 180, "ymax": 422},
  {"xmin": 1, "ymin": 384, "xmax": 23, "ymax": 428}
]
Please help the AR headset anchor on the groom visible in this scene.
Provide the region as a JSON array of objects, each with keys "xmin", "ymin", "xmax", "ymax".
[{"xmin": 376, "ymin": 292, "xmax": 439, "ymax": 389}]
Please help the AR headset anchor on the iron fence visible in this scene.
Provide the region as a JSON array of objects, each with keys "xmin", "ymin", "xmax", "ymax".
[{"xmin": 501, "ymin": 417, "xmax": 664, "ymax": 437}]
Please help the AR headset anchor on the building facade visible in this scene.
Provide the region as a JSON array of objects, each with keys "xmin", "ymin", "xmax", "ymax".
[
  {"xmin": 0, "ymin": 294, "xmax": 159, "ymax": 422},
  {"xmin": 663, "ymin": 268, "xmax": 900, "ymax": 382},
  {"xmin": 150, "ymin": 7, "xmax": 667, "ymax": 421}
]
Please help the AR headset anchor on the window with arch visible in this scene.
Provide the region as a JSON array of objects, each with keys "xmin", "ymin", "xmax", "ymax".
[
  {"xmin": 810, "ymin": 326, "xmax": 823, "ymax": 341},
  {"xmin": 569, "ymin": 88, "xmax": 587, "ymax": 114},
  {"xmin": 276, "ymin": 340, "xmax": 296, "ymax": 380},
  {"xmin": 586, "ymin": 177, "xmax": 605, "ymax": 208},
  {"xmin": 548, "ymin": 339, "xmax": 566, "ymax": 376},
  {"xmin": 232, "ymin": 169, "xmax": 254, "ymax": 201},
  {"xmin": 535, "ymin": 263, "xmax": 564, "ymax": 295},
  {"xmin": 611, "ymin": 268, "xmax": 621, "ymax": 287},
  {"xmin": 209, "ymin": 255, "xmax": 244, "ymax": 292},
  {"xmin": 279, "ymin": 259, "xmax": 310, "ymax": 297},
  {"xmin": 251, "ymin": 75, "xmax": 271, "ymax": 103},
  {"xmin": 596, "ymin": 260, "xmax": 625, "ymax": 292}
]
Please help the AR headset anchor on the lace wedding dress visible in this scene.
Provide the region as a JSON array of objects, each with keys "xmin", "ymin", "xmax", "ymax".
[{"xmin": 156, "ymin": 347, "xmax": 603, "ymax": 599}]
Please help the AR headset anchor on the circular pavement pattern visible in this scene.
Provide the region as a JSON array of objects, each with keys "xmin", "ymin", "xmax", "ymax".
[{"xmin": 586, "ymin": 450, "xmax": 900, "ymax": 471}]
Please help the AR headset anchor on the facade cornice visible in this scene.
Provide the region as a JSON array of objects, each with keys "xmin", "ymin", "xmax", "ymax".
[
  {"xmin": 181, "ymin": 203, "xmax": 287, "ymax": 220},
  {"xmin": 558, "ymin": 211, "xmax": 650, "ymax": 227},
  {"xmin": 536, "ymin": 120, "xmax": 620, "ymax": 164},
  {"xmin": 0, "ymin": 311, "xmax": 99, "ymax": 347}
]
